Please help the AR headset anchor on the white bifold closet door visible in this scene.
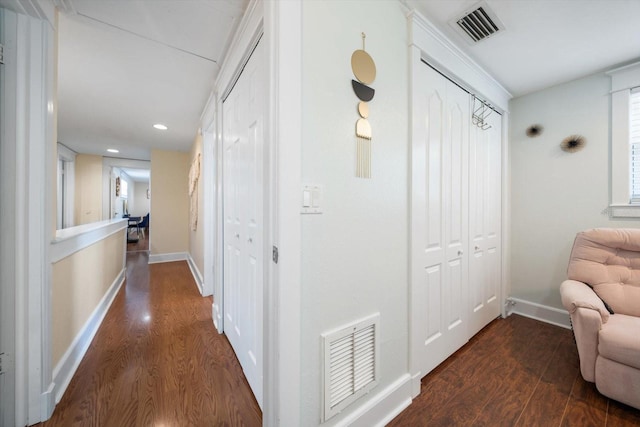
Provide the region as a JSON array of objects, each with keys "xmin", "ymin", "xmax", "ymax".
[
  {"xmin": 468, "ymin": 111, "xmax": 502, "ymax": 338},
  {"xmin": 412, "ymin": 62, "xmax": 502, "ymax": 378},
  {"xmin": 412, "ymin": 63, "xmax": 470, "ymax": 375},
  {"xmin": 222, "ymin": 39, "xmax": 264, "ymax": 408}
]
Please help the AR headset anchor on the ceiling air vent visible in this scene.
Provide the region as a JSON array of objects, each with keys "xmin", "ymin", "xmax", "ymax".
[{"xmin": 450, "ymin": 1, "xmax": 505, "ymax": 43}]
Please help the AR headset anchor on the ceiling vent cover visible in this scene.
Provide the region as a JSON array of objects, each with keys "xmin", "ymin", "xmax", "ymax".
[{"xmin": 450, "ymin": 1, "xmax": 505, "ymax": 43}]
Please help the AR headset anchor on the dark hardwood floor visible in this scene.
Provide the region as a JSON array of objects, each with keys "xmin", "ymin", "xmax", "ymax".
[
  {"xmin": 37, "ymin": 242, "xmax": 640, "ymax": 426},
  {"xmin": 390, "ymin": 314, "xmax": 640, "ymax": 427},
  {"xmin": 38, "ymin": 250, "xmax": 261, "ymax": 426}
]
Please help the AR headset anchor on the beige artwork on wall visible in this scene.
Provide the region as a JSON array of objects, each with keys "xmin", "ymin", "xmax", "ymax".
[{"xmin": 189, "ymin": 153, "xmax": 201, "ymax": 231}]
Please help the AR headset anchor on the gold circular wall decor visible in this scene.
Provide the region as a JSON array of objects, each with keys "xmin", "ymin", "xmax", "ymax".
[
  {"xmin": 561, "ymin": 134, "xmax": 586, "ymax": 153},
  {"xmin": 358, "ymin": 102, "xmax": 369, "ymax": 119},
  {"xmin": 351, "ymin": 49, "xmax": 376, "ymax": 85},
  {"xmin": 526, "ymin": 124, "xmax": 543, "ymax": 137}
]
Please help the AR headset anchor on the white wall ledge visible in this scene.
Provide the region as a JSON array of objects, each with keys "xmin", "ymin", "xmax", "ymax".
[
  {"xmin": 608, "ymin": 204, "xmax": 640, "ymax": 219},
  {"xmin": 51, "ymin": 219, "xmax": 127, "ymax": 263}
]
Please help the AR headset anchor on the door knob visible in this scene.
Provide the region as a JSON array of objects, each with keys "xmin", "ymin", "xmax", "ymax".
[
  {"xmin": 235, "ymin": 233, "xmax": 240, "ymax": 239},
  {"xmin": 475, "ymin": 246, "xmax": 480, "ymax": 251},
  {"xmin": 248, "ymin": 238, "xmax": 253, "ymax": 243},
  {"xmin": 458, "ymin": 250, "xmax": 463, "ymax": 256}
]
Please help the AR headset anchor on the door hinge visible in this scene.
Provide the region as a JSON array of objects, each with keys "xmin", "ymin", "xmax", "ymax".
[
  {"xmin": 272, "ymin": 246, "xmax": 279, "ymax": 264},
  {"xmin": 0, "ymin": 352, "xmax": 7, "ymax": 375}
]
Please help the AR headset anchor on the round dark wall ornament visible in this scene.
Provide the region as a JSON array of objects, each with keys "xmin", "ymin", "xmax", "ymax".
[
  {"xmin": 561, "ymin": 135, "xmax": 586, "ymax": 153},
  {"xmin": 526, "ymin": 124, "xmax": 543, "ymax": 137}
]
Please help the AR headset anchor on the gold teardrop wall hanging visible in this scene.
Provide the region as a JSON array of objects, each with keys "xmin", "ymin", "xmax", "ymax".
[{"xmin": 351, "ymin": 33, "xmax": 376, "ymax": 179}]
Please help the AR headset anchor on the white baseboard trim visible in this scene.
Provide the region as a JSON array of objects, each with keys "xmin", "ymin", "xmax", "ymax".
[
  {"xmin": 507, "ymin": 297, "xmax": 571, "ymax": 329},
  {"xmin": 148, "ymin": 252, "xmax": 188, "ymax": 264},
  {"xmin": 41, "ymin": 382, "xmax": 55, "ymax": 420},
  {"xmin": 212, "ymin": 303, "xmax": 221, "ymax": 332},
  {"xmin": 52, "ymin": 268, "xmax": 126, "ymax": 403},
  {"xmin": 187, "ymin": 254, "xmax": 204, "ymax": 295},
  {"xmin": 334, "ymin": 374, "xmax": 412, "ymax": 427},
  {"xmin": 410, "ymin": 371, "xmax": 422, "ymax": 398},
  {"xmin": 212, "ymin": 304, "xmax": 218, "ymax": 330}
]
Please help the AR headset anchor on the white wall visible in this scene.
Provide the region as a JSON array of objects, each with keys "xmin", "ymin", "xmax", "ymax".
[
  {"xmin": 132, "ymin": 181, "xmax": 150, "ymax": 217},
  {"xmin": 510, "ymin": 72, "xmax": 640, "ymax": 310},
  {"xmin": 111, "ymin": 167, "xmax": 134, "ymax": 217},
  {"xmin": 301, "ymin": 1, "xmax": 409, "ymax": 424}
]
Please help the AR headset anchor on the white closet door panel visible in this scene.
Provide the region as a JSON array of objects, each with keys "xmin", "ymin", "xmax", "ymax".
[
  {"xmin": 424, "ymin": 264, "xmax": 443, "ymax": 345},
  {"xmin": 468, "ymin": 111, "xmax": 502, "ymax": 337},
  {"xmin": 223, "ymin": 125, "xmax": 241, "ymax": 351},
  {"xmin": 447, "ymin": 258, "xmax": 464, "ymax": 330},
  {"xmin": 424, "ymin": 90, "xmax": 444, "ymax": 263},
  {"xmin": 445, "ymin": 102, "xmax": 465, "ymax": 253},
  {"xmin": 441, "ymin": 79, "xmax": 469, "ymax": 351},
  {"xmin": 413, "ymin": 64, "xmax": 469, "ymax": 377},
  {"xmin": 222, "ymin": 40, "xmax": 264, "ymax": 408}
]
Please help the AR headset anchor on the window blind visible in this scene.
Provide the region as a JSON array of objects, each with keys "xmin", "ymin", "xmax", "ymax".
[{"xmin": 631, "ymin": 88, "xmax": 640, "ymax": 203}]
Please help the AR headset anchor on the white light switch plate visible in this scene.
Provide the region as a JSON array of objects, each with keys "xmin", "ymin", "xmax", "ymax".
[{"xmin": 302, "ymin": 184, "xmax": 323, "ymax": 214}]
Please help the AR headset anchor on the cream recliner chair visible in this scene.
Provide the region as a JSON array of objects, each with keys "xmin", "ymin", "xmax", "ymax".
[{"xmin": 560, "ymin": 228, "xmax": 640, "ymax": 409}]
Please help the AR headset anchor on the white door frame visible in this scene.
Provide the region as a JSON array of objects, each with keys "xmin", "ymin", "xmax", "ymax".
[
  {"xmin": 101, "ymin": 157, "xmax": 150, "ymax": 220},
  {"xmin": 201, "ymin": 1, "xmax": 302, "ymax": 424},
  {"xmin": 0, "ymin": 3, "xmax": 57, "ymax": 425},
  {"xmin": 202, "ymin": 127, "xmax": 215, "ymax": 298},
  {"xmin": 56, "ymin": 143, "xmax": 76, "ymax": 229},
  {"xmin": 408, "ymin": 10, "xmax": 511, "ymax": 397},
  {"xmin": 0, "ymin": 9, "xmax": 17, "ymax": 426}
]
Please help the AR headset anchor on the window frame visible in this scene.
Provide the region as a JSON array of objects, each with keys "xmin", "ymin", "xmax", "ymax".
[
  {"xmin": 57, "ymin": 143, "xmax": 76, "ymax": 229},
  {"xmin": 629, "ymin": 88, "xmax": 640, "ymax": 203},
  {"xmin": 607, "ymin": 61, "xmax": 640, "ymax": 218}
]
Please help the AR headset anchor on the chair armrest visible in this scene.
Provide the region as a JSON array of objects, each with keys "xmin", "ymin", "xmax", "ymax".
[
  {"xmin": 560, "ymin": 280, "xmax": 605, "ymax": 382},
  {"xmin": 560, "ymin": 280, "xmax": 609, "ymax": 323}
]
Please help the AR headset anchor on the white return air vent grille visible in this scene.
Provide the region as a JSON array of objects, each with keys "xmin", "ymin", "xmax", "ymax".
[
  {"xmin": 322, "ymin": 313, "xmax": 380, "ymax": 422},
  {"xmin": 450, "ymin": 1, "xmax": 505, "ymax": 43}
]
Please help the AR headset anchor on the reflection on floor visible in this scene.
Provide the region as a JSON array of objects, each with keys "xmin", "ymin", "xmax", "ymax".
[{"xmin": 127, "ymin": 227, "xmax": 149, "ymax": 252}]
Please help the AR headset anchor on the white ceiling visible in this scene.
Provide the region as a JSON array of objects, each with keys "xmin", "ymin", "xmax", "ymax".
[
  {"xmin": 406, "ymin": 0, "xmax": 640, "ymax": 97},
  {"xmin": 57, "ymin": 0, "xmax": 248, "ymax": 160},
  {"xmin": 121, "ymin": 168, "xmax": 150, "ymax": 183},
  {"xmin": 54, "ymin": 0, "xmax": 640, "ymax": 161}
]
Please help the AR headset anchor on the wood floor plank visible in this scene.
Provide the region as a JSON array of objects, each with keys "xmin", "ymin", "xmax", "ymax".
[
  {"xmin": 37, "ymin": 251, "xmax": 261, "ymax": 427},
  {"xmin": 561, "ymin": 376, "xmax": 608, "ymax": 427},
  {"xmin": 390, "ymin": 314, "xmax": 640, "ymax": 427},
  {"xmin": 515, "ymin": 331, "xmax": 580, "ymax": 426},
  {"xmin": 607, "ymin": 399, "xmax": 640, "ymax": 427},
  {"xmin": 471, "ymin": 360, "xmax": 541, "ymax": 427}
]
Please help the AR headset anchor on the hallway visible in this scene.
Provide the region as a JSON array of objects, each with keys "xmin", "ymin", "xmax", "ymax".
[{"xmin": 38, "ymin": 251, "xmax": 261, "ymax": 426}]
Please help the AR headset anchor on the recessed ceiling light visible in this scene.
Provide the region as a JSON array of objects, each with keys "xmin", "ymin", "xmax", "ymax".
[
  {"xmin": 153, "ymin": 123, "xmax": 168, "ymax": 130},
  {"xmin": 107, "ymin": 148, "xmax": 119, "ymax": 153}
]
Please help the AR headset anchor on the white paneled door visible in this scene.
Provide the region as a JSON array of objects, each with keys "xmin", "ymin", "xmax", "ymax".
[
  {"xmin": 468, "ymin": 111, "xmax": 502, "ymax": 337},
  {"xmin": 222, "ymin": 39, "xmax": 264, "ymax": 408},
  {"xmin": 412, "ymin": 63, "xmax": 470, "ymax": 375},
  {"xmin": 412, "ymin": 60, "xmax": 502, "ymax": 380}
]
